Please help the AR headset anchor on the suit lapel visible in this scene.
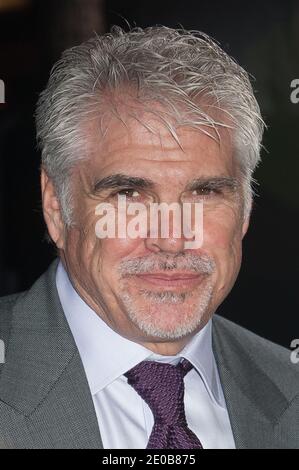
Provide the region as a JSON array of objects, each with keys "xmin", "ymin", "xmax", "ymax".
[
  {"xmin": 212, "ymin": 316, "xmax": 289, "ymax": 448},
  {"xmin": 0, "ymin": 259, "xmax": 103, "ymax": 448},
  {"xmin": 25, "ymin": 349, "xmax": 103, "ymax": 449},
  {"xmin": 211, "ymin": 357, "xmax": 277, "ymax": 448}
]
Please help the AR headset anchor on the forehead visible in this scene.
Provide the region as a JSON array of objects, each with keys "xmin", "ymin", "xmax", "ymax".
[{"xmin": 84, "ymin": 108, "xmax": 235, "ymax": 180}]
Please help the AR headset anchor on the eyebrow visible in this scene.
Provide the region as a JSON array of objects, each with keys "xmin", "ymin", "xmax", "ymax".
[
  {"xmin": 186, "ymin": 176, "xmax": 239, "ymax": 192},
  {"xmin": 93, "ymin": 173, "xmax": 239, "ymax": 193},
  {"xmin": 93, "ymin": 173, "xmax": 155, "ymax": 192}
]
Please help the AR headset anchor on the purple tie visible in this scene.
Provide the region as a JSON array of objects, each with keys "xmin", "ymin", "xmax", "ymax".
[{"xmin": 125, "ymin": 358, "xmax": 203, "ymax": 449}]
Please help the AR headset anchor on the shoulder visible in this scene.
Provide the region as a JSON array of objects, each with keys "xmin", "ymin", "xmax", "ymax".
[
  {"xmin": 0, "ymin": 292, "xmax": 26, "ymax": 332},
  {"xmin": 212, "ymin": 314, "xmax": 299, "ymax": 392},
  {"xmin": 0, "ymin": 259, "xmax": 60, "ymax": 351},
  {"xmin": 213, "ymin": 314, "xmax": 292, "ymax": 360},
  {"xmin": 0, "ymin": 291, "xmax": 25, "ymax": 309}
]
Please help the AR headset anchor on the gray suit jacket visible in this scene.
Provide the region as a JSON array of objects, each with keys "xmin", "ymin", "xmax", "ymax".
[{"xmin": 0, "ymin": 259, "xmax": 298, "ymax": 448}]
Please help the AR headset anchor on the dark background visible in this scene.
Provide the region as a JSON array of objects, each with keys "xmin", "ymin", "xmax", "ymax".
[{"xmin": 0, "ymin": 0, "xmax": 298, "ymax": 347}]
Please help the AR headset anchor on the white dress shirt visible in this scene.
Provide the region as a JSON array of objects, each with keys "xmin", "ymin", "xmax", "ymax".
[{"xmin": 56, "ymin": 261, "xmax": 235, "ymax": 449}]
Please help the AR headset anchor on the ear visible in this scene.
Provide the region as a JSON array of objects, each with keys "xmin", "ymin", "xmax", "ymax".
[{"xmin": 41, "ymin": 168, "xmax": 65, "ymax": 249}]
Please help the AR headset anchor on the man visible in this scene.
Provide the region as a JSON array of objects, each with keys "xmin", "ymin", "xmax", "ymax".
[{"xmin": 0, "ymin": 26, "xmax": 298, "ymax": 449}]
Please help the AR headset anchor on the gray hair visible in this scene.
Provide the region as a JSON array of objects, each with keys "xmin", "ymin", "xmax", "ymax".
[{"xmin": 36, "ymin": 25, "xmax": 265, "ymax": 225}]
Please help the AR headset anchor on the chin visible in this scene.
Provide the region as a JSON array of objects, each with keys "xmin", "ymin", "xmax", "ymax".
[{"xmin": 119, "ymin": 284, "xmax": 213, "ymax": 340}]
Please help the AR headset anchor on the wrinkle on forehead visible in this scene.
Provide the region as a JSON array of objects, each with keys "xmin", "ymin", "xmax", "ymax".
[
  {"xmin": 86, "ymin": 113, "xmax": 233, "ymax": 168},
  {"xmin": 82, "ymin": 94, "xmax": 234, "ymax": 161}
]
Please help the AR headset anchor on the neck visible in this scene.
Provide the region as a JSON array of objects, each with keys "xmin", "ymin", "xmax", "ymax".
[{"xmin": 136, "ymin": 336, "xmax": 194, "ymax": 356}]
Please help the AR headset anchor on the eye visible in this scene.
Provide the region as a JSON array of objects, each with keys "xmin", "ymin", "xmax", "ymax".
[
  {"xmin": 192, "ymin": 187, "xmax": 219, "ymax": 197},
  {"xmin": 115, "ymin": 188, "xmax": 141, "ymax": 198}
]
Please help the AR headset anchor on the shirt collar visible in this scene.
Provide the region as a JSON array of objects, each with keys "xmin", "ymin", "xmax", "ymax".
[{"xmin": 56, "ymin": 261, "xmax": 224, "ymax": 407}]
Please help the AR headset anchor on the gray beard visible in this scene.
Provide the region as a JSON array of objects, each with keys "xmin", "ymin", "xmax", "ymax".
[{"xmin": 119, "ymin": 282, "xmax": 214, "ymax": 340}]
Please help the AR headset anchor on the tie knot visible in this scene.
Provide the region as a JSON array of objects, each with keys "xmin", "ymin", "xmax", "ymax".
[{"xmin": 125, "ymin": 358, "xmax": 193, "ymax": 424}]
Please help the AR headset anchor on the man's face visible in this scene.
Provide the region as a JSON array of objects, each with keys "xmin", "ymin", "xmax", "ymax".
[{"xmin": 44, "ymin": 110, "xmax": 249, "ymax": 352}]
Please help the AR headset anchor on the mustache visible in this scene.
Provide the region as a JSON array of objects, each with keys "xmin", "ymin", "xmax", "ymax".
[{"xmin": 118, "ymin": 253, "xmax": 215, "ymax": 276}]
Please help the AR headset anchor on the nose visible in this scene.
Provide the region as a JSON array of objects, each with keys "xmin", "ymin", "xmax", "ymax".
[
  {"xmin": 144, "ymin": 205, "xmax": 194, "ymax": 254},
  {"xmin": 145, "ymin": 236, "xmax": 186, "ymax": 254}
]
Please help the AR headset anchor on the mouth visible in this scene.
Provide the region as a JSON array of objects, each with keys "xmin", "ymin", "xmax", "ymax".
[{"xmin": 132, "ymin": 272, "xmax": 206, "ymax": 289}]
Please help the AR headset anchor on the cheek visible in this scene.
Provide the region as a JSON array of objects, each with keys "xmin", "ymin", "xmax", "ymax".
[
  {"xmin": 201, "ymin": 208, "xmax": 244, "ymax": 298},
  {"xmin": 203, "ymin": 205, "xmax": 243, "ymax": 250},
  {"xmin": 98, "ymin": 237, "xmax": 142, "ymax": 267},
  {"xmin": 202, "ymin": 207, "xmax": 243, "ymax": 284},
  {"xmin": 95, "ymin": 237, "xmax": 143, "ymax": 295}
]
